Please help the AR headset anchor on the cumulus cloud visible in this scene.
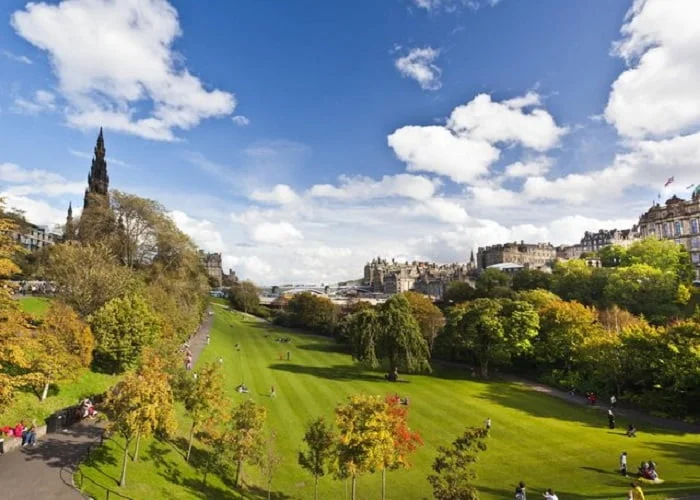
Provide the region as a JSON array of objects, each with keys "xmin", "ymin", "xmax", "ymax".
[
  {"xmin": 310, "ymin": 174, "xmax": 438, "ymax": 201},
  {"xmin": 250, "ymin": 221, "xmax": 304, "ymax": 245},
  {"xmin": 503, "ymin": 157, "xmax": 552, "ymax": 178},
  {"xmin": 394, "ymin": 47, "xmax": 442, "ymax": 91},
  {"xmin": 11, "ymin": 0, "xmax": 235, "ymax": 141},
  {"xmin": 605, "ymin": 0, "xmax": 700, "ymax": 139},
  {"xmin": 2, "ymin": 195, "xmax": 69, "ymax": 228},
  {"xmin": 405, "ymin": 197, "xmax": 470, "ymax": 224},
  {"xmin": 0, "ymin": 163, "xmax": 83, "ymax": 197},
  {"xmin": 250, "ymin": 184, "xmax": 300, "ymax": 205},
  {"xmin": 388, "ymin": 92, "xmax": 564, "ymax": 184},
  {"xmin": 170, "ymin": 210, "xmax": 225, "ymax": 252}
]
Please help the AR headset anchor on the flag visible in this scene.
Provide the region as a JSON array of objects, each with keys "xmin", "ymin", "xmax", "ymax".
[
  {"xmin": 687, "ymin": 184, "xmax": 695, "ymax": 189},
  {"xmin": 664, "ymin": 176, "xmax": 675, "ymax": 187}
]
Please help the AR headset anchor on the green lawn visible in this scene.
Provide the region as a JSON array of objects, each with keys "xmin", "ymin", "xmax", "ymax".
[
  {"xmin": 0, "ymin": 297, "xmax": 118, "ymax": 428},
  {"xmin": 18, "ymin": 296, "xmax": 52, "ymax": 317},
  {"xmin": 78, "ymin": 306, "xmax": 700, "ymax": 500}
]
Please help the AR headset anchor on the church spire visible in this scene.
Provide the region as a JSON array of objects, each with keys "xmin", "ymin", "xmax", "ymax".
[
  {"xmin": 65, "ymin": 201, "xmax": 75, "ymax": 240},
  {"xmin": 83, "ymin": 127, "xmax": 109, "ymax": 209}
]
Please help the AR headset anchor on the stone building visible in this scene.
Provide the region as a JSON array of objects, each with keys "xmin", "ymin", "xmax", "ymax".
[
  {"xmin": 200, "ymin": 251, "xmax": 223, "ymax": 287},
  {"xmin": 11, "ymin": 223, "xmax": 60, "ymax": 252},
  {"xmin": 636, "ymin": 191, "xmax": 700, "ymax": 278},
  {"xmin": 477, "ymin": 242, "xmax": 556, "ymax": 270},
  {"xmin": 556, "ymin": 244, "xmax": 582, "ymax": 260},
  {"xmin": 580, "ymin": 228, "xmax": 639, "ymax": 253}
]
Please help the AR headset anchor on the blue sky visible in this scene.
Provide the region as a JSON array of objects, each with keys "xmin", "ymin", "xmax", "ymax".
[{"xmin": 1, "ymin": 0, "xmax": 699, "ymax": 284}]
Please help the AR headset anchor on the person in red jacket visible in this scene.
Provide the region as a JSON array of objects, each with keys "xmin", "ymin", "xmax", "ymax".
[{"xmin": 13, "ymin": 422, "xmax": 25, "ymax": 438}]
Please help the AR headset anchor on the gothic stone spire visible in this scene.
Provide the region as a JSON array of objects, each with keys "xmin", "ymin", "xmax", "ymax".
[
  {"xmin": 84, "ymin": 127, "xmax": 109, "ymax": 208},
  {"xmin": 65, "ymin": 201, "xmax": 75, "ymax": 240}
]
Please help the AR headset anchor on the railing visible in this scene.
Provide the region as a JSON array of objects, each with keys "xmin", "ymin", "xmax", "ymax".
[{"xmin": 72, "ymin": 442, "xmax": 135, "ymax": 500}]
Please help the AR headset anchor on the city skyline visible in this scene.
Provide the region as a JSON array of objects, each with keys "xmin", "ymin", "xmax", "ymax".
[{"xmin": 1, "ymin": 0, "xmax": 699, "ymax": 284}]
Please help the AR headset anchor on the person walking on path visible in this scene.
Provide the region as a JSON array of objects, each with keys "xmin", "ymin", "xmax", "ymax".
[
  {"xmin": 610, "ymin": 394, "xmax": 617, "ymax": 407},
  {"xmin": 620, "ymin": 451, "xmax": 628, "ymax": 476},
  {"xmin": 608, "ymin": 408, "xmax": 616, "ymax": 429}
]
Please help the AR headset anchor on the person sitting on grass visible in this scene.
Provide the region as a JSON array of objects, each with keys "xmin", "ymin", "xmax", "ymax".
[
  {"xmin": 543, "ymin": 488, "xmax": 558, "ymax": 500},
  {"xmin": 236, "ymin": 384, "xmax": 249, "ymax": 394},
  {"xmin": 627, "ymin": 424, "xmax": 637, "ymax": 437}
]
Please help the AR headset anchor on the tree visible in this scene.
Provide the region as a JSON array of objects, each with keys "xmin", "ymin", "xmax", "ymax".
[
  {"xmin": 28, "ymin": 302, "xmax": 94, "ymax": 400},
  {"xmin": 104, "ymin": 363, "xmax": 175, "ymax": 487},
  {"xmin": 443, "ymin": 281, "xmax": 476, "ymax": 304},
  {"xmin": 261, "ymin": 431, "xmax": 282, "ymax": 500},
  {"xmin": 603, "ymin": 263, "xmax": 683, "ymax": 324},
  {"xmin": 299, "ymin": 417, "xmax": 336, "ymax": 500},
  {"xmin": 229, "ymin": 280, "xmax": 260, "ymax": 314},
  {"xmin": 381, "ymin": 395, "xmax": 423, "ymax": 500},
  {"xmin": 229, "ymin": 399, "xmax": 267, "ymax": 487},
  {"xmin": 534, "ymin": 299, "xmax": 601, "ymax": 372},
  {"xmin": 512, "ymin": 269, "xmax": 552, "ymax": 291},
  {"xmin": 287, "ymin": 292, "xmax": 339, "ymax": 335},
  {"xmin": 335, "ymin": 395, "xmax": 394, "ymax": 500},
  {"xmin": 348, "ymin": 295, "xmax": 431, "ymax": 376},
  {"xmin": 403, "ymin": 291, "xmax": 445, "ymax": 351},
  {"xmin": 44, "ymin": 243, "xmax": 138, "ymax": 316},
  {"xmin": 599, "ymin": 244, "xmax": 627, "ymax": 267},
  {"xmin": 475, "ymin": 269, "xmax": 511, "ymax": 298},
  {"xmin": 178, "ymin": 362, "xmax": 225, "ymax": 462},
  {"xmin": 89, "ymin": 294, "xmax": 161, "ymax": 373},
  {"xmin": 623, "ymin": 237, "xmax": 694, "ymax": 281},
  {"xmin": 428, "ymin": 426, "xmax": 489, "ymax": 500},
  {"xmin": 444, "ymin": 298, "xmax": 539, "ymax": 377},
  {"xmin": 515, "ymin": 289, "xmax": 559, "ymax": 309}
]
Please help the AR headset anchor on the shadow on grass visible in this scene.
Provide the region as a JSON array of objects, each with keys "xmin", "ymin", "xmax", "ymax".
[
  {"xmin": 647, "ymin": 440, "xmax": 700, "ymax": 467},
  {"xmin": 296, "ymin": 342, "xmax": 351, "ymax": 354},
  {"xmin": 269, "ymin": 363, "xmax": 388, "ymax": 382},
  {"xmin": 81, "ymin": 440, "xmax": 120, "ymax": 485}
]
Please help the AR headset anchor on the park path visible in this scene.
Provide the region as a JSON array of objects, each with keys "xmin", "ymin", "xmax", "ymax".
[
  {"xmin": 506, "ymin": 375, "xmax": 700, "ymax": 434},
  {"xmin": 0, "ymin": 308, "xmax": 214, "ymax": 499}
]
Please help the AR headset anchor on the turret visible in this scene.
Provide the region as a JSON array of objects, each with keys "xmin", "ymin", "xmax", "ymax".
[{"xmin": 83, "ymin": 128, "xmax": 109, "ymax": 208}]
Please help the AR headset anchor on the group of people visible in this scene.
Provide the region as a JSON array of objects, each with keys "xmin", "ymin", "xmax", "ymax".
[
  {"xmin": 79, "ymin": 398, "xmax": 97, "ymax": 419},
  {"xmin": 513, "ymin": 482, "xmax": 559, "ymax": 500},
  {"xmin": 637, "ymin": 460, "xmax": 660, "ymax": 481},
  {"xmin": 1, "ymin": 421, "xmax": 37, "ymax": 447}
]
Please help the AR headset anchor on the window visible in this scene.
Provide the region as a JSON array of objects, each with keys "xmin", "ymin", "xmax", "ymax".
[
  {"xmin": 675, "ymin": 221, "xmax": 683, "ymax": 236},
  {"xmin": 662, "ymin": 223, "xmax": 669, "ymax": 237},
  {"xmin": 693, "ymin": 253, "xmax": 700, "ymax": 264},
  {"xmin": 692, "ymin": 219, "xmax": 699, "ymax": 234},
  {"xmin": 692, "ymin": 237, "xmax": 700, "ymax": 249}
]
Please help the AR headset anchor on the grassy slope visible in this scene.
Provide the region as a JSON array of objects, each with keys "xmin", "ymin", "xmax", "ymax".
[
  {"xmin": 0, "ymin": 298, "xmax": 117, "ymax": 427},
  {"xmin": 79, "ymin": 306, "xmax": 700, "ymax": 500}
]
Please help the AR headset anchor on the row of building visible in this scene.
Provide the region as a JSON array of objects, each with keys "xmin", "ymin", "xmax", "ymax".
[{"xmin": 362, "ymin": 189, "xmax": 700, "ymax": 298}]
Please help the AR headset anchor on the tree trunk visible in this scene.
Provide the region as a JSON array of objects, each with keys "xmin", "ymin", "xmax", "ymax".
[
  {"xmin": 41, "ymin": 381, "xmax": 50, "ymax": 401},
  {"xmin": 186, "ymin": 422, "xmax": 195, "ymax": 462},
  {"xmin": 479, "ymin": 359, "xmax": 489, "ymax": 378},
  {"xmin": 382, "ymin": 468, "xmax": 386, "ymax": 500},
  {"xmin": 119, "ymin": 438, "xmax": 130, "ymax": 487},
  {"xmin": 351, "ymin": 475, "xmax": 357, "ymax": 500},
  {"xmin": 314, "ymin": 476, "xmax": 319, "ymax": 500},
  {"xmin": 267, "ymin": 477, "xmax": 272, "ymax": 500},
  {"xmin": 235, "ymin": 458, "xmax": 243, "ymax": 487},
  {"xmin": 133, "ymin": 432, "xmax": 141, "ymax": 462}
]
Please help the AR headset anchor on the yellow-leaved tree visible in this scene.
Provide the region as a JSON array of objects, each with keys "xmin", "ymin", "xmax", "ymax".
[{"xmin": 334, "ymin": 394, "xmax": 395, "ymax": 500}]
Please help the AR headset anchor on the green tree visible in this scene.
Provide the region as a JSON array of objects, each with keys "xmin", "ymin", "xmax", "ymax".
[
  {"xmin": 89, "ymin": 294, "xmax": 161, "ymax": 373},
  {"xmin": 229, "ymin": 280, "xmax": 260, "ymax": 314},
  {"xmin": 599, "ymin": 244, "xmax": 627, "ymax": 267},
  {"xmin": 603, "ymin": 263, "xmax": 683, "ymax": 324},
  {"xmin": 428, "ymin": 426, "xmax": 489, "ymax": 500},
  {"xmin": 512, "ymin": 269, "xmax": 552, "ymax": 291},
  {"xmin": 403, "ymin": 291, "xmax": 445, "ymax": 351},
  {"xmin": 444, "ymin": 298, "xmax": 539, "ymax": 377},
  {"xmin": 261, "ymin": 431, "xmax": 283, "ymax": 500},
  {"xmin": 515, "ymin": 289, "xmax": 560, "ymax": 309},
  {"xmin": 475, "ymin": 269, "xmax": 511, "ymax": 298},
  {"xmin": 349, "ymin": 295, "xmax": 431, "ymax": 376},
  {"xmin": 178, "ymin": 362, "xmax": 225, "ymax": 462},
  {"xmin": 287, "ymin": 292, "xmax": 339, "ymax": 335},
  {"xmin": 228, "ymin": 399, "xmax": 267, "ymax": 487},
  {"xmin": 44, "ymin": 243, "xmax": 138, "ymax": 317},
  {"xmin": 335, "ymin": 395, "xmax": 394, "ymax": 500},
  {"xmin": 623, "ymin": 237, "xmax": 694, "ymax": 281},
  {"xmin": 443, "ymin": 281, "xmax": 476, "ymax": 304},
  {"xmin": 298, "ymin": 417, "xmax": 336, "ymax": 500}
]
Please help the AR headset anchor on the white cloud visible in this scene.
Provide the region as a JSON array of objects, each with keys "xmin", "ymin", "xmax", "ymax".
[
  {"xmin": 405, "ymin": 197, "xmax": 470, "ymax": 224},
  {"xmin": 605, "ymin": 0, "xmax": 700, "ymax": 139},
  {"xmin": 69, "ymin": 149, "xmax": 131, "ymax": 167},
  {"xmin": 12, "ymin": 90, "xmax": 56, "ymax": 115},
  {"xmin": 395, "ymin": 47, "xmax": 442, "ymax": 91},
  {"xmin": 250, "ymin": 221, "xmax": 303, "ymax": 245},
  {"xmin": 309, "ymin": 174, "xmax": 438, "ymax": 201},
  {"xmin": 250, "ymin": 184, "xmax": 299, "ymax": 205},
  {"xmin": 169, "ymin": 210, "xmax": 225, "ymax": 253},
  {"xmin": 410, "ymin": 0, "xmax": 499, "ymax": 12},
  {"xmin": 0, "ymin": 163, "xmax": 64, "ymax": 184},
  {"xmin": 231, "ymin": 115, "xmax": 250, "ymax": 126},
  {"xmin": 448, "ymin": 93, "xmax": 567, "ymax": 151},
  {"xmin": 2, "ymin": 195, "xmax": 68, "ymax": 228},
  {"xmin": 388, "ymin": 125, "xmax": 500, "ymax": 183},
  {"xmin": 11, "ymin": 0, "xmax": 235, "ymax": 141},
  {"xmin": 2, "ymin": 49, "xmax": 32, "ymax": 64},
  {"xmin": 467, "ymin": 185, "xmax": 523, "ymax": 208}
]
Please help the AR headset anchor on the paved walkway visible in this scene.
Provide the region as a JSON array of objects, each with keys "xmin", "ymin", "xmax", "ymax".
[
  {"xmin": 506, "ymin": 375, "xmax": 700, "ymax": 434},
  {"xmin": 0, "ymin": 310, "xmax": 214, "ymax": 499}
]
